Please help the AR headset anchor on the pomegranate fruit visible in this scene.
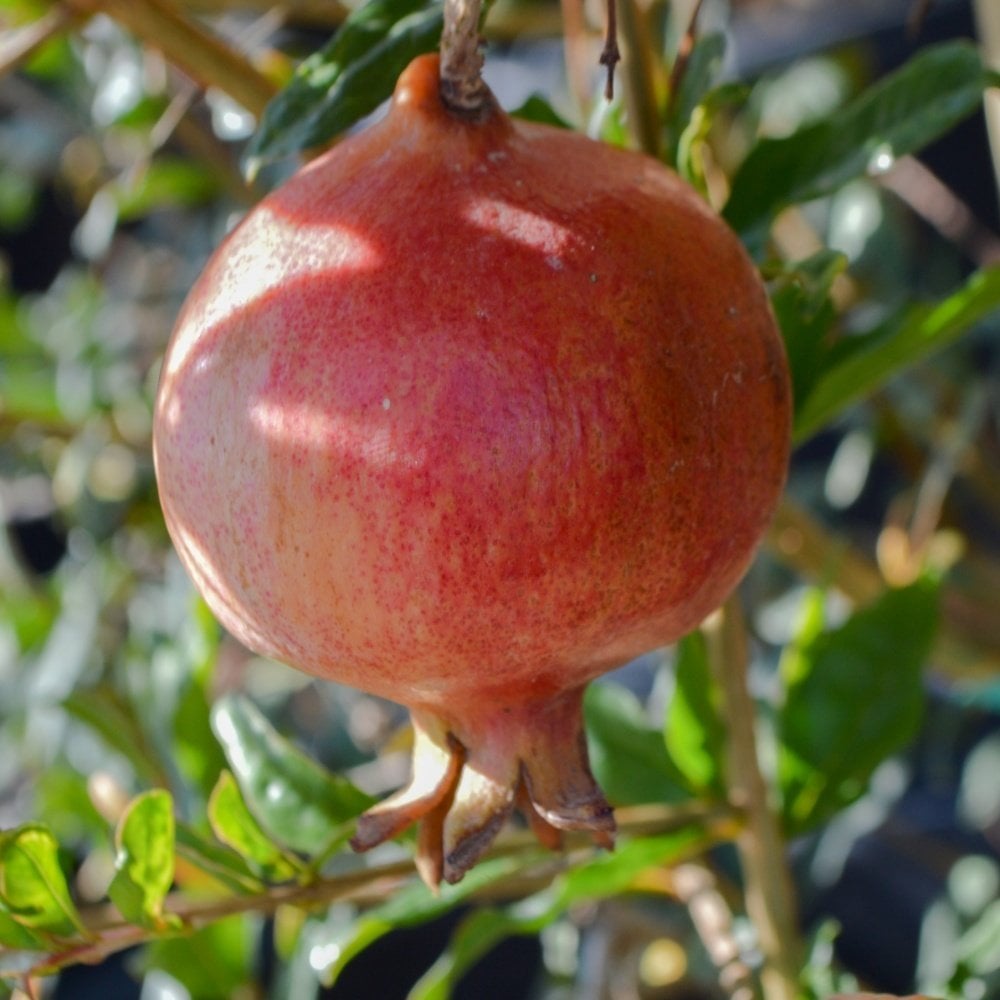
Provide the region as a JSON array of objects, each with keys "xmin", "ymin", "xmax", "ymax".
[{"xmin": 153, "ymin": 53, "xmax": 791, "ymax": 886}]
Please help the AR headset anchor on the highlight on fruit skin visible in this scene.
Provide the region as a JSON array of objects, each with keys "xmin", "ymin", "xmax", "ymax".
[{"xmin": 152, "ymin": 53, "xmax": 792, "ymax": 886}]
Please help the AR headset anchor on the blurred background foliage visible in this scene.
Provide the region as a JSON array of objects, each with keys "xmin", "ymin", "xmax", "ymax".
[{"xmin": 1, "ymin": 0, "xmax": 1000, "ymax": 997}]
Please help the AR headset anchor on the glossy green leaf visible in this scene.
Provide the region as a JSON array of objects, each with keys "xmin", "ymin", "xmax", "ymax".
[
  {"xmin": 0, "ymin": 825, "xmax": 84, "ymax": 937},
  {"xmin": 211, "ymin": 694, "xmax": 373, "ymax": 857},
  {"xmin": 585, "ymin": 682, "xmax": 690, "ymax": 806},
  {"xmin": 108, "ymin": 790, "xmax": 181, "ymax": 929},
  {"xmin": 245, "ymin": 0, "xmax": 444, "ymax": 174},
  {"xmin": 665, "ymin": 632, "xmax": 727, "ymax": 797},
  {"xmin": 778, "ymin": 580, "xmax": 939, "ymax": 834},
  {"xmin": 724, "ymin": 41, "xmax": 999, "ymax": 246},
  {"xmin": 794, "ymin": 265, "xmax": 1000, "ymax": 441},
  {"xmin": 208, "ymin": 770, "xmax": 301, "ymax": 881}
]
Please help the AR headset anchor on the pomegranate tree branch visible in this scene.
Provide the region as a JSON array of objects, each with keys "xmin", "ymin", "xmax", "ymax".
[
  {"xmin": 439, "ymin": 0, "xmax": 489, "ymax": 114},
  {"xmin": 703, "ymin": 598, "xmax": 802, "ymax": 1000},
  {"xmin": 7, "ymin": 801, "xmax": 737, "ymax": 984}
]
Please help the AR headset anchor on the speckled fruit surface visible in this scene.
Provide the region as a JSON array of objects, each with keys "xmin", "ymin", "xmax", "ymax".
[{"xmin": 153, "ymin": 53, "xmax": 791, "ymax": 884}]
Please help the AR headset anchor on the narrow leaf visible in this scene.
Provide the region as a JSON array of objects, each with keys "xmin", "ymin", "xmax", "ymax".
[
  {"xmin": 794, "ymin": 266, "xmax": 1000, "ymax": 441},
  {"xmin": 0, "ymin": 826, "xmax": 84, "ymax": 938},
  {"xmin": 63, "ymin": 685, "xmax": 167, "ymax": 785},
  {"xmin": 778, "ymin": 580, "xmax": 939, "ymax": 834},
  {"xmin": 665, "ymin": 632, "xmax": 727, "ymax": 797},
  {"xmin": 245, "ymin": 0, "xmax": 443, "ymax": 172},
  {"xmin": 724, "ymin": 41, "xmax": 998, "ymax": 244},
  {"xmin": 211, "ymin": 694, "xmax": 373, "ymax": 858},
  {"xmin": 321, "ymin": 855, "xmax": 524, "ymax": 985},
  {"xmin": 208, "ymin": 770, "xmax": 301, "ymax": 881}
]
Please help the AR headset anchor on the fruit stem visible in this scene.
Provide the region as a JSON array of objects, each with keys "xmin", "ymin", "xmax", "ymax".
[{"xmin": 440, "ymin": 0, "xmax": 489, "ymax": 114}]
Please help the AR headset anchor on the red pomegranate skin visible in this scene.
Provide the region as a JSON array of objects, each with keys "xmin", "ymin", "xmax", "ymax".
[{"xmin": 153, "ymin": 54, "xmax": 790, "ymax": 884}]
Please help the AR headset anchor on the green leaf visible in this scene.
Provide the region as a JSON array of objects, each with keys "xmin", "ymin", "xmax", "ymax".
[
  {"xmin": 245, "ymin": 0, "xmax": 444, "ymax": 173},
  {"xmin": 115, "ymin": 158, "xmax": 222, "ymax": 221},
  {"xmin": 108, "ymin": 790, "xmax": 181, "ymax": 930},
  {"xmin": 778, "ymin": 580, "xmax": 939, "ymax": 834},
  {"xmin": 674, "ymin": 81, "xmax": 749, "ymax": 193},
  {"xmin": 0, "ymin": 825, "xmax": 84, "ymax": 938},
  {"xmin": 409, "ymin": 908, "xmax": 518, "ymax": 1000},
  {"xmin": 174, "ymin": 821, "xmax": 264, "ymax": 895},
  {"xmin": 208, "ymin": 770, "xmax": 302, "ymax": 881},
  {"xmin": 211, "ymin": 694, "xmax": 373, "ymax": 858},
  {"xmin": 144, "ymin": 914, "xmax": 254, "ymax": 1000},
  {"xmin": 724, "ymin": 41, "xmax": 999, "ymax": 245},
  {"xmin": 321, "ymin": 855, "xmax": 525, "ymax": 985},
  {"xmin": 665, "ymin": 632, "xmax": 727, "ymax": 797},
  {"xmin": 585, "ymin": 681, "xmax": 690, "ymax": 806},
  {"xmin": 63, "ymin": 685, "xmax": 168, "ymax": 786},
  {"xmin": 794, "ymin": 266, "xmax": 1000, "ymax": 441},
  {"xmin": 511, "ymin": 95, "xmax": 571, "ymax": 129},
  {"xmin": 0, "ymin": 904, "xmax": 44, "ymax": 949},
  {"xmin": 767, "ymin": 249, "xmax": 848, "ymax": 412},
  {"xmin": 411, "ymin": 825, "xmax": 713, "ymax": 998}
]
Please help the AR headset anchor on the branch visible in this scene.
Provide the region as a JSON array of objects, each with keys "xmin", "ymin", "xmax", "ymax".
[
  {"xmin": 703, "ymin": 598, "xmax": 802, "ymax": 1000},
  {"xmin": 65, "ymin": 0, "xmax": 277, "ymax": 118}
]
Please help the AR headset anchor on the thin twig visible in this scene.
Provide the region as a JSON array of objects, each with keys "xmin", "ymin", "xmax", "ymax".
[
  {"xmin": 673, "ymin": 862, "xmax": 756, "ymax": 1000},
  {"xmin": 0, "ymin": 5, "xmax": 78, "ymax": 79},
  {"xmin": 65, "ymin": 0, "xmax": 277, "ymax": 118},
  {"xmin": 599, "ymin": 0, "xmax": 619, "ymax": 100},
  {"xmin": 5, "ymin": 801, "xmax": 735, "ymax": 983},
  {"xmin": 703, "ymin": 599, "xmax": 802, "ymax": 1000}
]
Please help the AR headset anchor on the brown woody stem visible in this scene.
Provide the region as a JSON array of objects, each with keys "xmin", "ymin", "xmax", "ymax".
[
  {"xmin": 703, "ymin": 598, "xmax": 802, "ymax": 1000},
  {"xmin": 439, "ymin": 0, "xmax": 489, "ymax": 114}
]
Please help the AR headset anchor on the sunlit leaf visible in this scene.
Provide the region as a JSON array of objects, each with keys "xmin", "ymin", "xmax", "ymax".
[
  {"xmin": 0, "ymin": 825, "xmax": 84, "ymax": 938},
  {"xmin": 794, "ymin": 266, "xmax": 1000, "ymax": 441},
  {"xmin": 245, "ymin": 0, "xmax": 444, "ymax": 174},
  {"xmin": 724, "ymin": 41, "xmax": 999, "ymax": 247},
  {"xmin": 108, "ymin": 790, "xmax": 181, "ymax": 930},
  {"xmin": 208, "ymin": 770, "xmax": 301, "ymax": 881},
  {"xmin": 211, "ymin": 694, "xmax": 373, "ymax": 858},
  {"xmin": 174, "ymin": 822, "xmax": 264, "ymax": 895},
  {"xmin": 778, "ymin": 580, "xmax": 938, "ymax": 833}
]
